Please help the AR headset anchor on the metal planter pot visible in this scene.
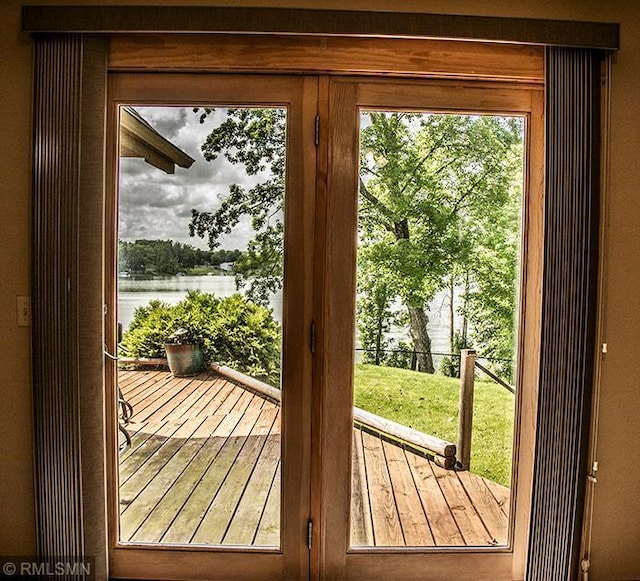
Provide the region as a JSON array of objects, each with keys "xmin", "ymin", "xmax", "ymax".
[{"xmin": 164, "ymin": 343, "xmax": 204, "ymax": 377}]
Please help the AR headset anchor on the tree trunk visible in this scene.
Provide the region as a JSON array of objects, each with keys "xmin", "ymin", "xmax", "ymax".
[
  {"xmin": 374, "ymin": 312, "xmax": 383, "ymax": 365},
  {"xmin": 407, "ymin": 305, "xmax": 435, "ymax": 373},
  {"xmin": 461, "ymin": 270, "xmax": 470, "ymax": 344},
  {"xmin": 449, "ymin": 272, "xmax": 455, "ymax": 354},
  {"xmin": 392, "ymin": 218, "xmax": 435, "ymax": 373}
]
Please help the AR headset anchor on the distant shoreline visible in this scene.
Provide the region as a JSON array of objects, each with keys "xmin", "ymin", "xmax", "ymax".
[{"xmin": 118, "ymin": 270, "xmax": 234, "ymax": 281}]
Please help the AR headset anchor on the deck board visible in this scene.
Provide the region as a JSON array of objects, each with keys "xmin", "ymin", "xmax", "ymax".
[
  {"xmin": 405, "ymin": 449, "xmax": 464, "ymax": 546},
  {"xmin": 224, "ymin": 431, "xmax": 281, "ymax": 545},
  {"xmin": 122, "ymin": 415, "xmax": 214, "ymax": 538},
  {"xmin": 253, "ymin": 460, "xmax": 281, "ymax": 546},
  {"xmin": 361, "ymin": 430, "xmax": 404, "ymax": 546},
  {"xmin": 118, "ymin": 369, "xmax": 509, "ymax": 548},
  {"xmin": 161, "ymin": 390, "xmax": 260, "ymax": 543},
  {"xmin": 430, "ymin": 462, "xmax": 492, "ymax": 546},
  {"xmin": 456, "ymin": 470, "xmax": 508, "ymax": 545},
  {"xmin": 383, "ymin": 440, "xmax": 434, "ymax": 546},
  {"xmin": 191, "ymin": 401, "xmax": 277, "ymax": 544},
  {"xmin": 132, "ymin": 386, "xmax": 248, "ymax": 543},
  {"xmin": 350, "ymin": 429, "xmax": 374, "ymax": 546},
  {"xmin": 126, "ymin": 372, "xmax": 180, "ymax": 409},
  {"xmin": 484, "ymin": 478, "xmax": 511, "ymax": 518}
]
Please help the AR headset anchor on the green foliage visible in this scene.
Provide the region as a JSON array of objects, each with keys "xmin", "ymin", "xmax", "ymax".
[
  {"xmin": 354, "ymin": 363, "xmax": 515, "ymax": 486},
  {"xmin": 358, "ymin": 114, "xmax": 520, "ymax": 306},
  {"xmin": 120, "ymin": 291, "xmax": 281, "ymax": 385},
  {"xmin": 384, "ymin": 341, "xmax": 414, "ymax": 369},
  {"xmin": 439, "ymin": 331, "xmax": 472, "ymax": 378},
  {"xmin": 189, "ymin": 107, "xmax": 524, "ymax": 373},
  {"xmin": 120, "ymin": 299, "xmax": 174, "ymax": 359},
  {"xmin": 190, "ymin": 108, "xmax": 286, "ymax": 304},
  {"xmin": 356, "ymin": 262, "xmax": 403, "ymax": 365},
  {"xmin": 119, "ymin": 239, "xmax": 241, "ymax": 276},
  {"xmin": 357, "ymin": 112, "xmax": 523, "ymax": 371},
  {"xmin": 356, "ymin": 261, "xmax": 415, "ymax": 370},
  {"xmin": 233, "ymin": 223, "xmax": 284, "ymax": 305},
  {"xmin": 166, "ymin": 325, "xmax": 205, "ymax": 345},
  {"xmin": 204, "ymin": 294, "xmax": 282, "ymax": 384},
  {"xmin": 462, "ymin": 141, "xmax": 523, "ymax": 382}
]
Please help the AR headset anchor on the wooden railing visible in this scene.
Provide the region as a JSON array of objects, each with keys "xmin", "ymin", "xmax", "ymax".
[
  {"xmin": 211, "ymin": 363, "xmax": 457, "ymax": 469},
  {"xmin": 456, "ymin": 349, "xmax": 515, "ymax": 471},
  {"xmin": 120, "ymin": 352, "xmax": 515, "ymax": 472},
  {"xmin": 118, "ymin": 357, "xmax": 457, "ymax": 469}
]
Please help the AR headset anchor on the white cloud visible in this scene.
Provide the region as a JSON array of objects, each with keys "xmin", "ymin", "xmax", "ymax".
[{"xmin": 119, "ymin": 106, "xmax": 273, "ymax": 250}]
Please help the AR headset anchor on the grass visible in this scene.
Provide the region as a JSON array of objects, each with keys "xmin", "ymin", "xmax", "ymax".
[{"xmin": 353, "ymin": 363, "xmax": 515, "ymax": 487}]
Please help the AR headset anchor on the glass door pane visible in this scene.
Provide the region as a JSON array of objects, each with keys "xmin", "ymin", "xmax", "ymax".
[
  {"xmin": 116, "ymin": 105, "xmax": 287, "ymax": 548},
  {"xmin": 349, "ymin": 110, "xmax": 525, "ymax": 548}
]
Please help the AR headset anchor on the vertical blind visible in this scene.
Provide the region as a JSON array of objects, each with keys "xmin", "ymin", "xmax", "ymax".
[
  {"xmin": 32, "ymin": 34, "xmax": 108, "ymax": 580},
  {"xmin": 32, "ymin": 35, "xmax": 85, "ymax": 576},
  {"xmin": 527, "ymin": 47, "xmax": 601, "ymax": 580}
]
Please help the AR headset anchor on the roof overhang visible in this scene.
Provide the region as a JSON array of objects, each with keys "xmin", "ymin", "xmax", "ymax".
[{"xmin": 119, "ymin": 107, "xmax": 195, "ymax": 174}]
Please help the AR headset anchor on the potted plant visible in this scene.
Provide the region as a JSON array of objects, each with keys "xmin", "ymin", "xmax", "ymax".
[{"xmin": 164, "ymin": 326, "xmax": 205, "ymax": 377}]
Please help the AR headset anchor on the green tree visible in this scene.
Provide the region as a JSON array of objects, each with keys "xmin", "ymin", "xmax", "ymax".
[
  {"xmin": 189, "ymin": 109, "xmax": 522, "ymax": 373},
  {"xmin": 357, "ymin": 112, "xmax": 521, "ymax": 372},
  {"xmin": 462, "ymin": 141, "xmax": 523, "ymax": 381},
  {"xmin": 118, "ymin": 239, "xmax": 244, "ymax": 276},
  {"xmin": 356, "ymin": 245, "xmax": 414, "ymax": 368},
  {"xmin": 356, "ymin": 259, "xmax": 399, "ymax": 366},
  {"xmin": 189, "ymin": 108, "xmax": 286, "ymax": 305}
]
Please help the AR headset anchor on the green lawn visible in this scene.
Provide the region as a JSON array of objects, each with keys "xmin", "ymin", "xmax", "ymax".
[{"xmin": 353, "ymin": 363, "xmax": 515, "ymax": 487}]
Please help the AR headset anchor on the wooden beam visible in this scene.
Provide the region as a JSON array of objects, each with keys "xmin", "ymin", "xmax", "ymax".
[
  {"xmin": 353, "ymin": 407, "xmax": 455, "ymax": 460},
  {"xmin": 457, "ymin": 349, "xmax": 477, "ymax": 471},
  {"xmin": 120, "ymin": 106, "xmax": 195, "ymax": 174},
  {"xmin": 210, "ymin": 363, "xmax": 282, "ymax": 405},
  {"xmin": 22, "ymin": 6, "xmax": 619, "ymax": 50},
  {"xmin": 210, "ymin": 363, "xmax": 456, "ymax": 461},
  {"xmin": 109, "ymin": 35, "xmax": 545, "ymax": 84}
]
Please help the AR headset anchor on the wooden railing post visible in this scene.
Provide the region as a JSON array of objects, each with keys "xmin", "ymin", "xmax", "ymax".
[{"xmin": 457, "ymin": 349, "xmax": 476, "ymax": 471}]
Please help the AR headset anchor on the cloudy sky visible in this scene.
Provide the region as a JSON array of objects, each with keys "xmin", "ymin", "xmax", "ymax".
[{"xmin": 119, "ymin": 106, "xmax": 269, "ymax": 250}]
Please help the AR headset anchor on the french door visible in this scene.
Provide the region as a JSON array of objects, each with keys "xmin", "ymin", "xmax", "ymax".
[
  {"xmin": 106, "ymin": 74, "xmax": 317, "ymax": 580},
  {"xmin": 106, "ymin": 73, "xmax": 542, "ymax": 580},
  {"xmin": 316, "ymin": 78, "xmax": 543, "ymax": 580}
]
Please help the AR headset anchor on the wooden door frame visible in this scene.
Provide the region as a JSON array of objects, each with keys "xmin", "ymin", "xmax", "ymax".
[
  {"xmin": 104, "ymin": 38, "xmax": 546, "ymax": 581},
  {"xmin": 104, "ymin": 73, "xmax": 317, "ymax": 581}
]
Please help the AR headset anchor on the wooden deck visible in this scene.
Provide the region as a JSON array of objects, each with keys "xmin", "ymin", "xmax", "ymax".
[{"xmin": 117, "ymin": 370, "xmax": 509, "ymax": 548}]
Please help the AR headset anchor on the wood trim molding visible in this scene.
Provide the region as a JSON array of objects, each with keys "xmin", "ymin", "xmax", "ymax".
[
  {"xmin": 22, "ymin": 6, "xmax": 619, "ymax": 50},
  {"xmin": 120, "ymin": 107, "xmax": 195, "ymax": 174},
  {"xmin": 108, "ymin": 35, "xmax": 544, "ymax": 84}
]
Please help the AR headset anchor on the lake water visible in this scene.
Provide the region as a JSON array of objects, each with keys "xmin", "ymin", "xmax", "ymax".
[
  {"xmin": 118, "ymin": 275, "xmax": 453, "ymax": 357},
  {"xmin": 118, "ymin": 275, "xmax": 283, "ymax": 328}
]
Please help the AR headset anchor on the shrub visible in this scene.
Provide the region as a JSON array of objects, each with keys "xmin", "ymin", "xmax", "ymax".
[
  {"xmin": 385, "ymin": 340, "xmax": 414, "ymax": 369},
  {"xmin": 120, "ymin": 299, "xmax": 175, "ymax": 360},
  {"xmin": 439, "ymin": 331, "xmax": 471, "ymax": 378},
  {"xmin": 120, "ymin": 291, "xmax": 281, "ymax": 385}
]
